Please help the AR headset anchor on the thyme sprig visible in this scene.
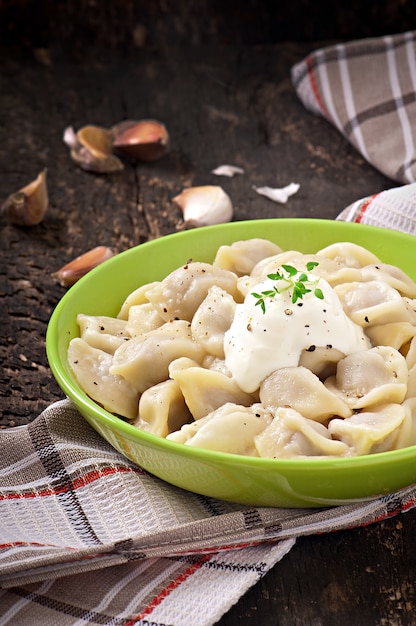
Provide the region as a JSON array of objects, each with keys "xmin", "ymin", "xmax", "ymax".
[{"xmin": 252, "ymin": 262, "xmax": 324, "ymax": 313}]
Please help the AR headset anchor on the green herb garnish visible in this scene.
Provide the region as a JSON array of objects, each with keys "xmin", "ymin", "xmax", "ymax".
[{"xmin": 252, "ymin": 262, "xmax": 324, "ymax": 313}]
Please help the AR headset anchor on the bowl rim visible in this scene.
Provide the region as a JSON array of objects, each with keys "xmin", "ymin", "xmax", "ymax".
[{"xmin": 46, "ymin": 217, "xmax": 416, "ymax": 472}]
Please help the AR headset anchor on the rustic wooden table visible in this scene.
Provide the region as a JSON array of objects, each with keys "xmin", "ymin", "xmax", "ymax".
[{"xmin": 1, "ymin": 40, "xmax": 416, "ymax": 625}]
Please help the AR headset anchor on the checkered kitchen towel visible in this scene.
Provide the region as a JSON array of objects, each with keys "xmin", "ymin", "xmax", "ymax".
[
  {"xmin": 291, "ymin": 30, "xmax": 416, "ymax": 183},
  {"xmin": 1, "ymin": 395, "xmax": 416, "ymax": 625}
]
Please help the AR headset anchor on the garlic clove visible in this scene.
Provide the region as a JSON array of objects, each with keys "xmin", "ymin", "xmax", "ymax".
[
  {"xmin": 111, "ymin": 119, "xmax": 169, "ymax": 161},
  {"xmin": 173, "ymin": 185, "xmax": 233, "ymax": 228},
  {"xmin": 52, "ymin": 246, "xmax": 116, "ymax": 287},
  {"xmin": 1, "ymin": 169, "xmax": 49, "ymax": 226},
  {"xmin": 63, "ymin": 125, "xmax": 124, "ymax": 173}
]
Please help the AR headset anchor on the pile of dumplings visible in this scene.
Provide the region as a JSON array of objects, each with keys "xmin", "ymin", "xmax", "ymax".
[{"xmin": 68, "ymin": 238, "xmax": 416, "ymax": 459}]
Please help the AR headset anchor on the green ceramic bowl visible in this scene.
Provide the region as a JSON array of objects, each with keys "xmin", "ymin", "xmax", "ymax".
[{"xmin": 46, "ymin": 219, "xmax": 416, "ymax": 508}]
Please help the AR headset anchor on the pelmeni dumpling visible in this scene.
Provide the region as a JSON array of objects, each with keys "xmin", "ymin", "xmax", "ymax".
[
  {"xmin": 169, "ymin": 359, "xmax": 253, "ymax": 420},
  {"xmin": 405, "ymin": 365, "xmax": 416, "ymax": 399},
  {"xmin": 395, "ymin": 397, "xmax": 416, "ymax": 448},
  {"xmin": 110, "ymin": 321, "xmax": 206, "ymax": 393},
  {"xmin": 327, "ymin": 403, "xmax": 406, "ymax": 455},
  {"xmin": 235, "ymin": 251, "xmax": 314, "ymax": 297},
  {"xmin": 167, "ymin": 402, "xmax": 272, "ymax": 456},
  {"xmin": 365, "ymin": 322, "xmax": 416, "ymax": 351},
  {"xmin": 191, "ymin": 285, "xmax": 236, "ymax": 358},
  {"xmin": 259, "ymin": 366, "xmax": 352, "ymax": 422},
  {"xmin": 405, "ymin": 336, "xmax": 416, "ymax": 368},
  {"xmin": 298, "ymin": 345, "xmax": 345, "ymax": 378},
  {"xmin": 213, "ymin": 238, "xmax": 282, "ymax": 276},
  {"xmin": 202, "ymin": 354, "xmax": 232, "ymax": 376},
  {"xmin": 325, "ymin": 346, "xmax": 408, "ymax": 409},
  {"xmin": 335, "ymin": 280, "xmax": 416, "ymax": 327},
  {"xmin": 68, "ymin": 338, "xmax": 139, "ymax": 420},
  {"xmin": 117, "ymin": 281, "xmax": 160, "ymax": 320},
  {"xmin": 145, "ymin": 262, "xmax": 240, "ymax": 322},
  {"xmin": 249, "ymin": 251, "xmax": 320, "ymax": 282},
  {"xmin": 254, "ymin": 407, "xmax": 350, "ymax": 458},
  {"xmin": 77, "ymin": 314, "xmax": 130, "ymax": 354},
  {"xmin": 135, "ymin": 379, "xmax": 193, "ymax": 437},
  {"xmin": 316, "ymin": 242, "xmax": 381, "ymax": 267},
  {"xmin": 359, "ymin": 264, "xmax": 416, "ymax": 298},
  {"xmin": 125, "ymin": 303, "xmax": 165, "ymax": 337}
]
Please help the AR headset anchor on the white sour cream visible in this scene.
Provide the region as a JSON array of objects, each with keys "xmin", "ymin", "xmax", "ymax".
[{"xmin": 224, "ymin": 272, "xmax": 370, "ymax": 393}]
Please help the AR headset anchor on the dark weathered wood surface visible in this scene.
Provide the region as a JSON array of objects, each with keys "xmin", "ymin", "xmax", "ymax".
[{"xmin": 2, "ymin": 35, "xmax": 416, "ymax": 625}]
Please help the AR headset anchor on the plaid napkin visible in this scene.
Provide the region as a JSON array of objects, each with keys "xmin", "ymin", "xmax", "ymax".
[
  {"xmin": 2, "ymin": 390, "xmax": 416, "ymax": 623},
  {"xmin": 336, "ymin": 180, "xmax": 416, "ymax": 230},
  {"xmin": 291, "ymin": 30, "xmax": 416, "ymax": 183}
]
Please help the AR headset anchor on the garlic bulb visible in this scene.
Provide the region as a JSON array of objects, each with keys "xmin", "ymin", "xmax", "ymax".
[
  {"xmin": 173, "ymin": 185, "xmax": 233, "ymax": 228},
  {"xmin": 1, "ymin": 169, "xmax": 49, "ymax": 226}
]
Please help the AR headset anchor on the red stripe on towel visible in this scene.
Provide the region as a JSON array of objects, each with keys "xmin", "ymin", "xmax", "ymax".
[
  {"xmin": 306, "ymin": 56, "xmax": 328, "ymax": 117},
  {"xmin": 129, "ymin": 555, "xmax": 212, "ymax": 623},
  {"xmin": 0, "ymin": 466, "xmax": 141, "ymax": 500},
  {"xmin": 355, "ymin": 193, "xmax": 379, "ymax": 223}
]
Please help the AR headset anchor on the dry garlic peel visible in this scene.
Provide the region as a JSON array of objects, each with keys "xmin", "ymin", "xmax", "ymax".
[
  {"xmin": 173, "ymin": 185, "xmax": 233, "ymax": 228},
  {"xmin": 253, "ymin": 182, "xmax": 300, "ymax": 204},
  {"xmin": 211, "ymin": 165, "xmax": 244, "ymax": 177},
  {"xmin": 52, "ymin": 246, "xmax": 116, "ymax": 287},
  {"xmin": 63, "ymin": 125, "xmax": 124, "ymax": 173},
  {"xmin": 1, "ymin": 169, "xmax": 49, "ymax": 226}
]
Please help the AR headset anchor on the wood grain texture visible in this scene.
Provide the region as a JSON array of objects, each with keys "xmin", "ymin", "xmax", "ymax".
[{"xmin": 1, "ymin": 30, "xmax": 416, "ymax": 625}]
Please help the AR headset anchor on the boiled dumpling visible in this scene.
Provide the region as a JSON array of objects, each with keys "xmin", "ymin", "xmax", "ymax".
[
  {"xmin": 167, "ymin": 402, "xmax": 272, "ymax": 456},
  {"xmin": 191, "ymin": 285, "xmax": 236, "ymax": 358},
  {"xmin": 68, "ymin": 337, "xmax": 139, "ymax": 420},
  {"xmin": 316, "ymin": 242, "xmax": 381, "ymax": 267},
  {"xmin": 359, "ymin": 264, "xmax": 416, "ymax": 298},
  {"xmin": 259, "ymin": 366, "xmax": 351, "ymax": 422},
  {"xmin": 125, "ymin": 303, "xmax": 165, "ymax": 337},
  {"xmin": 298, "ymin": 345, "xmax": 345, "ymax": 378},
  {"xmin": 405, "ymin": 364, "xmax": 416, "ymax": 399},
  {"xmin": 145, "ymin": 262, "xmax": 240, "ymax": 322},
  {"xmin": 325, "ymin": 346, "xmax": 408, "ymax": 409},
  {"xmin": 327, "ymin": 403, "xmax": 406, "ymax": 455},
  {"xmin": 365, "ymin": 322, "xmax": 416, "ymax": 351},
  {"xmin": 394, "ymin": 398, "xmax": 416, "ymax": 449},
  {"xmin": 110, "ymin": 321, "xmax": 206, "ymax": 393},
  {"xmin": 135, "ymin": 379, "xmax": 193, "ymax": 437},
  {"xmin": 169, "ymin": 360, "xmax": 253, "ymax": 420},
  {"xmin": 254, "ymin": 407, "xmax": 350, "ymax": 458},
  {"xmin": 213, "ymin": 238, "xmax": 282, "ymax": 276},
  {"xmin": 117, "ymin": 281, "xmax": 160, "ymax": 320},
  {"xmin": 335, "ymin": 280, "xmax": 416, "ymax": 327},
  {"xmin": 77, "ymin": 314, "xmax": 130, "ymax": 354}
]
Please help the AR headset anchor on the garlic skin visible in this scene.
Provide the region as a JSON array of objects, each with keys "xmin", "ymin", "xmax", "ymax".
[
  {"xmin": 211, "ymin": 164, "xmax": 244, "ymax": 177},
  {"xmin": 111, "ymin": 119, "xmax": 169, "ymax": 161},
  {"xmin": 52, "ymin": 246, "xmax": 116, "ymax": 287},
  {"xmin": 63, "ymin": 125, "xmax": 124, "ymax": 173},
  {"xmin": 1, "ymin": 169, "xmax": 48, "ymax": 226},
  {"xmin": 253, "ymin": 182, "xmax": 300, "ymax": 204},
  {"xmin": 173, "ymin": 185, "xmax": 233, "ymax": 228}
]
